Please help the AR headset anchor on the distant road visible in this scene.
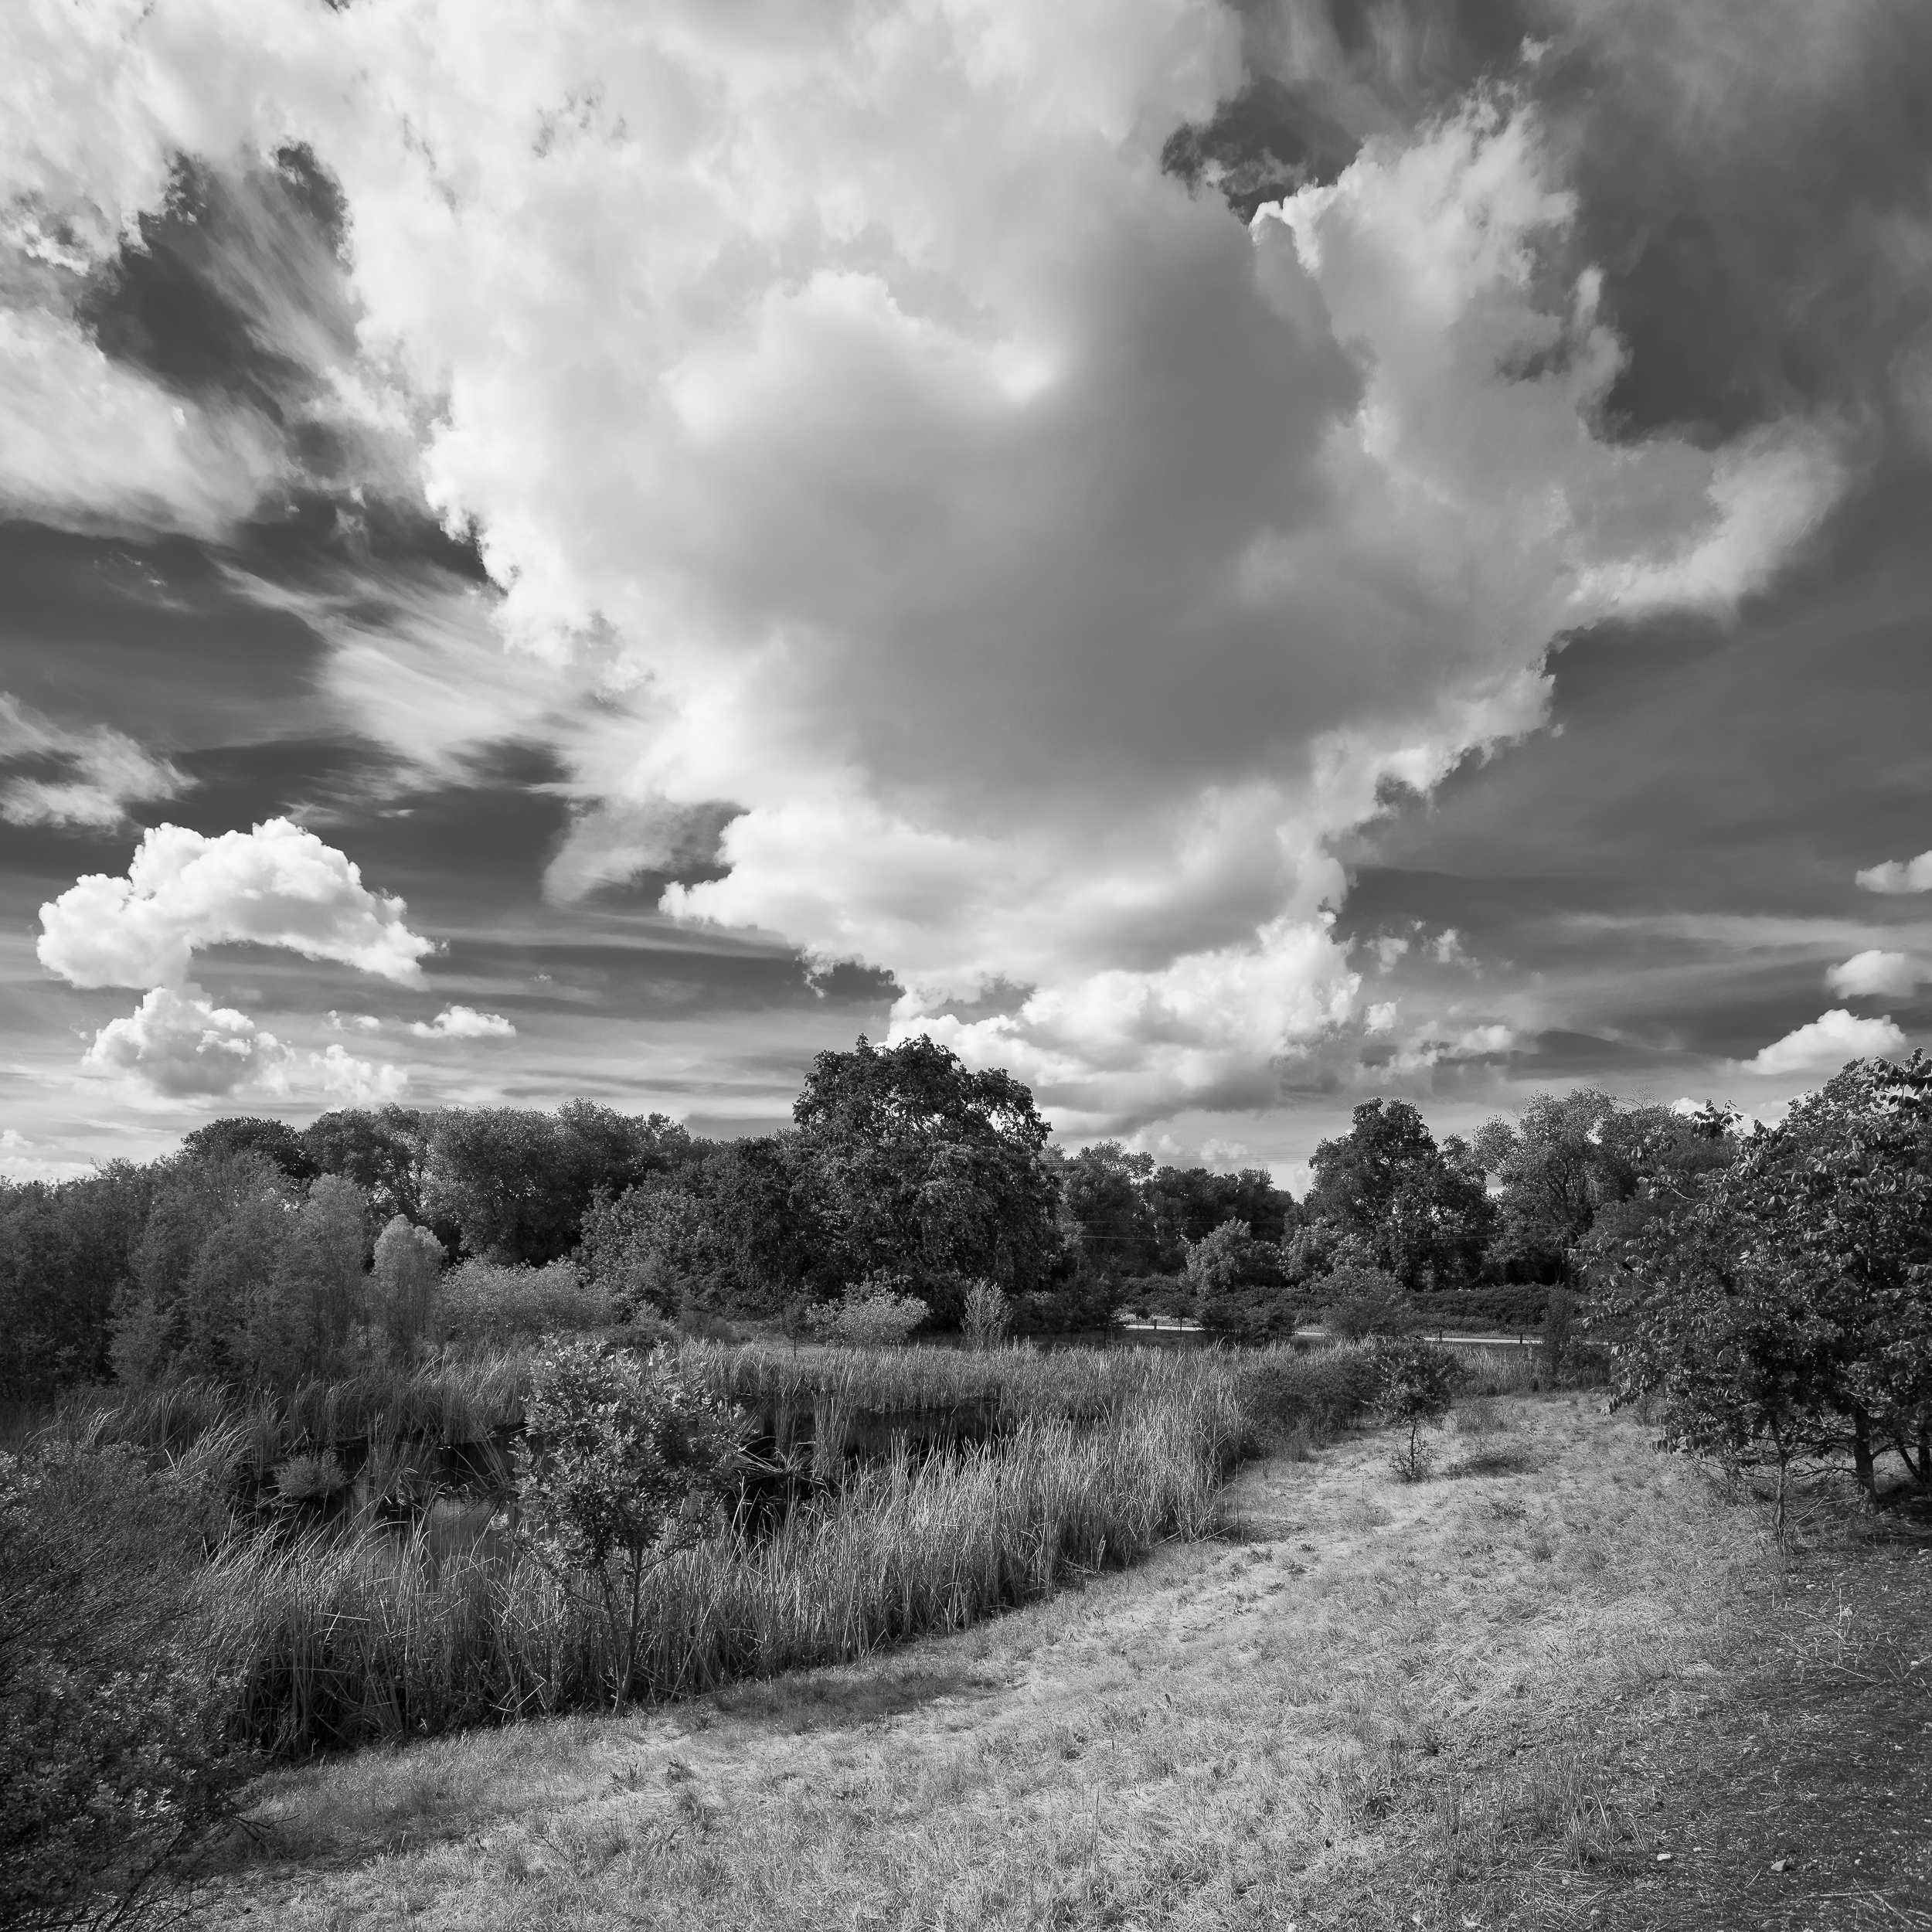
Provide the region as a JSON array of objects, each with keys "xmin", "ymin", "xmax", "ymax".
[{"xmin": 1290, "ymin": 1327, "xmax": 1539, "ymax": 1350}]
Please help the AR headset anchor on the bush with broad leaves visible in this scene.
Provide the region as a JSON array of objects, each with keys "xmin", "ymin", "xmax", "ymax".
[{"xmin": 512, "ymin": 1340, "xmax": 749, "ymax": 1708}]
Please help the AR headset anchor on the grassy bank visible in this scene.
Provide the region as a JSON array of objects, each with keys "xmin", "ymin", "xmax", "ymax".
[
  {"xmin": 34, "ymin": 1339, "xmax": 1446, "ymax": 1764},
  {"xmin": 191, "ymin": 1388, "xmax": 1887, "ymax": 1932},
  {"xmin": 202, "ymin": 1391, "xmax": 1240, "ymax": 1755}
]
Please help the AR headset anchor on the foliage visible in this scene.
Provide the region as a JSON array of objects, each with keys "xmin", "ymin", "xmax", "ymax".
[
  {"xmin": 806, "ymin": 1279, "xmax": 931, "ymax": 1346},
  {"xmin": 0, "ymin": 1163, "xmax": 155, "ymax": 1399},
  {"xmin": 300, "ymin": 1106, "xmax": 430, "ymax": 1225},
  {"xmin": 1144, "ymin": 1163, "xmax": 1297, "ymax": 1267},
  {"xmin": 182, "ymin": 1114, "xmax": 317, "ymax": 1182},
  {"xmin": 1, "ymin": 1437, "xmax": 247, "ymax": 1930},
  {"xmin": 512, "ymin": 1341, "xmax": 748, "ymax": 1707},
  {"xmin": 1597, "ymin": 1056, "xmax": 1932, "ymax": 1524},
  {"xmin": 109, "ymin": 1154, "xmax": 375, "ymax": 1390},
  {"xmin": 369, "ymin": 1215, "xmax": 445, "ymax": 1358},
  {"xmin": 423, "ymin": 1102, "xmax": 689, "ymax": 1266},
  {"xmin": 1475, "ymin": 1092, "xmax": 1737, "ymax": 1284},
  {"xmin": 1321, "ymin": 1265, "xmax": 1416, "ymax": 1340},
  {"xmin": 435, "ymin": 1257, "xmax": 613, "ymax": 1345},
  {"xmin": 1304, "ymin": 1100, "xmax": 1492, "ymax": 1291},
  {"xmin": 1054, "ymin": 1145, "xmax": 1296, "ymax": 1279},
  {"xmin": 1369, "ymin": 1336, "xmax": 1461, "ymax": 1480},
  {"xmin": 961, "ymin": 1278, "xmax": 1012, "ymax": 1349},
  {"xmin": 791, "ymin": 1036, "xmax": 1062, "ymax": 1294}
]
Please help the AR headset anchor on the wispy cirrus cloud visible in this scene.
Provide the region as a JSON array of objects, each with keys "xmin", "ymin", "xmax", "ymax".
[{"xmin": 0, "ymin": 691, "xmax": 187, "ymax": 828}]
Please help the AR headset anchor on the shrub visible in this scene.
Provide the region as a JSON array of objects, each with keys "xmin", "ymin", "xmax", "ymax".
[
  {"xmin": 806, "ymin": 1278, "xmax": 930, "ymax": 1346},
  {"xmin": 1236, "ymin": 1342, "xmax": 1384, "ymax": 1442},
  {"xmin": 512, "ymin": 1341, "xmax": 750, "ymax": 1708},
  {"xmin": 1, "ymin": 1438, "xmax": 247, "ymax": 1930},
  {"xmin": 961, "ymin": 1279, "xmax": 1012, "ymax": 1350},
  {"xmin": 1321, "ymin": 1267, "xmax": 1416, "ymax": 1340},
  {"xmin": 435, "ymin": 1257, "xmax": 612, "ymax": 1343},
  {"xmin": 369, "ymin": 1216, "xmax": 444, "ymax": 1357},
  {"xmin": 272, "ymin": 1449, "xmax": 349, "ymax": 1506},
  {"xmin": 1371, "ymin": 1337, "xmax": 1462, "ymax": 1481}
]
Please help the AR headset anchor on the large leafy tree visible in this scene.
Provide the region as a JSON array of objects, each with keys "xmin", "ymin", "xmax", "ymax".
[
  {"xmin": 1304, "ymin": 1099, "xmax": 1492, "ymax": 1291},
  {"xmin": 1145, "ymin": 1165, "xmax": 1297, "ymax": 1270},
  {"xmin": 181, "ymin": 1115, "xmax": 316, "ymax": 1182},
  {"xmin": 0, "ymin": 1163, "xmax": 156, "ymax": 1397},
  {"xmin": 1056, "ymin": 1141, "xmax": 1158, "ymax": 1277},
  {"xmin": 301, "ymin": 1106, "xmax": 430, "ymax": 1223},
  {"xmin": 1600, "ymin": 1056, "xmax": 1932, "ymax": 1509},
  {"xmin": 580, "ymin": 1134, "xmax": 828, "ymax": 1319},
  {"xmin": 423, "ymin": 1101, "xmax": 689, "ymax": 1264},
  {"xmin": 792, "ymin": 1036, "xmax": 1062, "ymax": 1293}
]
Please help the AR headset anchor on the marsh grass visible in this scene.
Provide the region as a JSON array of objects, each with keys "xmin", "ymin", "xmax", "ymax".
[
  {"xmin": 201, "ymin": 1392, "xmax": 1240, "ymax": 1756},
  {"xmin": 37, "ymin": 1339, "xmax": 1387, "ymax": 1770}
]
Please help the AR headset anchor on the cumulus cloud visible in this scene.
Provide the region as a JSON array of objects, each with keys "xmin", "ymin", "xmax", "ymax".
[
  {"xmin": 0, "ymin": 692, "xmax": 188, "ymax": 828},
  {"xmin": 80, "ymin": 984, "xmax": 406, "ymax": 1101},
  {"xmin": 1740, "ymin": 1008, "xmax": 1906, "ymax": 1079},
  {"xmin": 1825, "ymin": 949, "xmax": 1920, "ymax": 999},
  {"xmin": 82, "ymin": 984, "xmax": 278, "ymax": 1097},
  {"xmin": 0, "ymin": 5, "xmax": 1850, "ymax": 1128},
  {"xmin": 409, "ymin": 1005, "xmax": 515, "ymax": 1040},
  {"xmin": 1856, "ymin": 850, "xmax": 1932, "ymax": 893},
  {"xmin": 37, "ymin": 818, "xmax": 433, "ymax": 990}
]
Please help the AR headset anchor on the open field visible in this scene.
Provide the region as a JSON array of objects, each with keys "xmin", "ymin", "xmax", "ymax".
[{"xmin": 188, "ymin": 1391, "xmax": 1932, "ymax": 1930}]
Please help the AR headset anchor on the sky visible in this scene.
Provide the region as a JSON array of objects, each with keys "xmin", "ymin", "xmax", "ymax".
[{"xmin": 2, "ymin": 0, "xmax": 1930, "ymax": 1189}]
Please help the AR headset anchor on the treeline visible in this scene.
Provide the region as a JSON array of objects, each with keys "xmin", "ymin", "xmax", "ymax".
[
  {"xmin": 1070, "ymin": 1089, "xmax": 1737, "ymax": 1339},
  {"xmin": 0, "ymin": 1042, "xmax": 1755, "ymax": 1397},
  {"xmin": 1, "ymin": 1038, "xmax": 1074, "ymax": 1397},
  {"xmin": 8, "ymin": 1037, "xmax": 1931, "ymax": 1511}
]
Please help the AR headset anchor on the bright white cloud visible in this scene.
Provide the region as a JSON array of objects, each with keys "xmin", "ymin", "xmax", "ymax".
[
  {"xmin": 326, "ymin": 1011, "xmax": 384, "ymax": 1033},
  {"xmin": 37, "ymin": 818, "xmax": 433, "ymax": 990},
  {"xmin": 1825, "ymin": 949, "xmax": 1920, "ymax": 999},
  {"xmin": 0, "ymin": 691, "xmax": 188, "ymax": 828},
  {"xmin": 1856, "ymin": 851, "xmax": 1932, "ymax": 894},
  {"xmin": 410, "ymin": 1005, "xmax": 516, "ymax": 1040},
  {"xmin": 1740, "ymin": 1008, "xmax": 1906, "ymax": 1079},
  {"xmin": 0, "ymin": 5, "xmax": 1849, "ymax": 1128},
  {"xmin": 83, "ymin": 984, "xmax": 277, "ymax": 1097},
  {"xmin": 0, "ymin": 301, "xmax": 285, "ymax": 538},
  {"xmin": 81, "ymin": 984, "xmax": 406, "ymax": 1101}
]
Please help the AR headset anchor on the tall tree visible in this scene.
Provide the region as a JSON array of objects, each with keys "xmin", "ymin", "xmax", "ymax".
[
  {"xmin": 301, "ymin": 1106, "xmax": 430, "ymax": 1223},
  {"xmin": 1145, "ymin": 1165, "xmax": 1298, "ymax": 1270},
  {"xmin": 423, "ymin": 1103, "xmax": 689, "ymax": 1264},
  {"xmin": 1600, "ymin": 1056, "xmax": 1932, "ymax": 1506},
  {"xmin": 182, "ymin": 1116, "xmax": 316, "ymax": 1182},
  {"xmin": 0, "ymin": 1163, "xmax": 155, "ymax": 1396},
  {"xmin": 792, "ymin": 1036, "xmax": 1062, "ymax": 1293},
  {"xmin": 1056, "ymin": 1141, "xmax": 1158, "ymax": 1277},
  {"xmin": 1304, "ymin": 1100, "xmax": 1492, "ymax": 1291}
]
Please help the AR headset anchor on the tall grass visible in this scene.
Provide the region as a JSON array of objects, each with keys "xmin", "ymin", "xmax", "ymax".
[
  {"xmin": 201, "ymin": 1376, "xmax": 1243, "ymax": 1756},
  {"xmin": 43, "ymin": 1338, "xmax": 1389, "ymax": 1761}
]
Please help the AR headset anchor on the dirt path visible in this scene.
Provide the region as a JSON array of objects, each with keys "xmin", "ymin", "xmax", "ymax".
[{"xmin": 195, "ymin": 1396, "xmax": 1929, "ymax": 1931}]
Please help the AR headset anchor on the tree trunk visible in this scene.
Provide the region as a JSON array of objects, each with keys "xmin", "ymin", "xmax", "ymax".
[{"xmin": 1851, "ymin": 1404, "xmax": 1876, "ymax": 1506}]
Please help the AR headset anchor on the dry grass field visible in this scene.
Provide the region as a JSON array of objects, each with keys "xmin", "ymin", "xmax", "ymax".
[{"xmin": 196, "ymin": 1390, "xmax": 1932, "ymax": 1932}]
